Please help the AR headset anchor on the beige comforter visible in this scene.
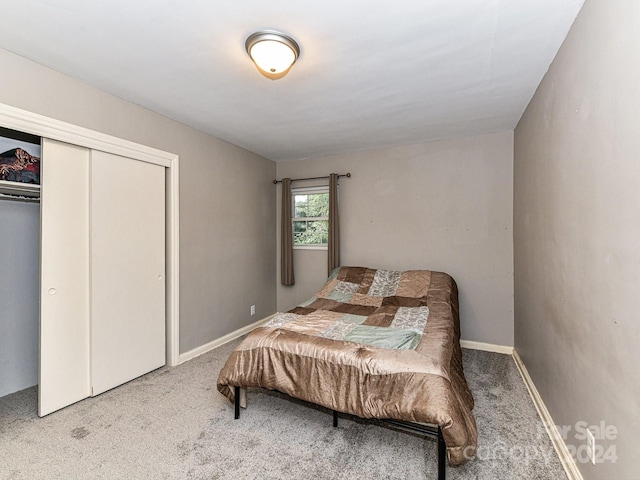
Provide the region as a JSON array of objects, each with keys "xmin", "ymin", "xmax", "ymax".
[{"xmin": 217, "ymin": 267, "xmax": 477, "ymax": 465}]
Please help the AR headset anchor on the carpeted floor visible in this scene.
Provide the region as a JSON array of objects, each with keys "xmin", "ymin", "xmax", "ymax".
[{"xmin": 0, "ymin": 340, "xmax": 566, "ymax": 479}]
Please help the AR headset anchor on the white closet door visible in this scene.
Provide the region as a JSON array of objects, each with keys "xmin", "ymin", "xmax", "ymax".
[
  {"xmin": 39, "ymin": 139, "xmax": 91, "ymax": 417},
  {"xmin": 90, "ymin": 151, "xmax": 166, "ymax": 395}
]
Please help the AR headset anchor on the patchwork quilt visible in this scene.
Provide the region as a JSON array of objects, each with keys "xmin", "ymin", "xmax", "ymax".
[
  {"xmin": 267, "ymin": 269, "xmax": 433, "ymax": 350},
  {"xmin": 217, "ymin": 266, "xmax": 477, "ymax": 465}
]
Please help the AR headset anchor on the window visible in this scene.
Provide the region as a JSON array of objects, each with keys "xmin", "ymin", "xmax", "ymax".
[{"xmin": 292, "ymin": 186, "xmax": 329, "ymax": 248}]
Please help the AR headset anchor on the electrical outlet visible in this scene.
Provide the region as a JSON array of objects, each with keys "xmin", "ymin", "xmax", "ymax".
[
  {"xmin": 250, "ymin": 305, "xmax": 256, "ymax": 316},
  {"xmin": 586, "ymin": 427, "xmax": 596, "ymax": 465}
]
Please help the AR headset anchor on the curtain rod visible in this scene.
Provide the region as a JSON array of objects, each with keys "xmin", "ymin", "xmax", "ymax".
[{"xmin": 273, "ymin": 173, "xmax": 351, "ymax": 184}]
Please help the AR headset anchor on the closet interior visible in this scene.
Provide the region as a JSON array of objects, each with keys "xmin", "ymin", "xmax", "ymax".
[{"xmin": 0, "ymin": 126, "xmax": 42, "ymax": 401}]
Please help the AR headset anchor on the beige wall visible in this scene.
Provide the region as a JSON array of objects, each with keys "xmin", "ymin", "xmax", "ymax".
[
  {"xmin": 277, "ymin": 131, "xmax": 514, "ymax": 346},
  {"xmin": 514, "ymin": 0, "xmax": 638, "ymax": 478},
  {"xmin": 0, "ymin": 48, "xmax": 277, "ymax": 355}
]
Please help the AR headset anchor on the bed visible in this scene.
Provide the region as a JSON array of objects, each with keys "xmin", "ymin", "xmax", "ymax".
[{"xmin": 217, "ymin": 266, "xmax": 477, "ymax": 476}]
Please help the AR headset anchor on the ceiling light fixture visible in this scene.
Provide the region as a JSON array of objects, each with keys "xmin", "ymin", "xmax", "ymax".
[{"xmin": 245, "ymin": 30, "xmax": 300, "ymax": 80}]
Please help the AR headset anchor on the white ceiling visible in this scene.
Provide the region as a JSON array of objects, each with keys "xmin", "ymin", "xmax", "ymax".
[{"xmin": 0, "ymin": 0, "xmax": 584, "ymax": 162}]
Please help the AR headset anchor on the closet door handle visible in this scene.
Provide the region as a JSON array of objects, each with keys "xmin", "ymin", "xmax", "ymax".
[
  {"xmin": 157, "ymin": 275, "xmax": 163, "ymax": 281},
  {"xmin": 48, "ymin": 288, "xmax": 57, "ymax": 295}
]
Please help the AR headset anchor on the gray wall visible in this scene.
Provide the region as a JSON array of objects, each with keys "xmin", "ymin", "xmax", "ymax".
[
  {"xmin": 514, "ymin": 0, "xmax": 637, "ymax": 478},
  {"xmin": 277, "ymin": 131, "xmax": 514, "ymax": 346},
  {"xmin": 0, "ymin": 201, "xmax": 40, "ymax": 396},
  {"xmin": 0, "ymin": 48, "xmax": 277, "ymax": 356}
]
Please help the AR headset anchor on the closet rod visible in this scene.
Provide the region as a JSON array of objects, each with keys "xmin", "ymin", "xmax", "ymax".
[
  {"xmin": 273, "ymin": 173, "xmax": 351, "ymax": 184},
  {"xmin": 0, "ymin": 193, "xmax": 40, "ymax": 203}
]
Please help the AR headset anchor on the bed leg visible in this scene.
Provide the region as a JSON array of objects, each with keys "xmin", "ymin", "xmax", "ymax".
[
  {"xmin": 332, "ymin": 410, "xmax": 338, "ymax": 428},
  {"xmin": 437, "ymin": 426, "xmax": 446, "ymax": 480},
  {"xmin": 240, "ymin": 386, "xmax": 247, "ymax": 409},
  {"xmin": 234, "ymin": 386, "xmax": 240, "ymax": 420}
]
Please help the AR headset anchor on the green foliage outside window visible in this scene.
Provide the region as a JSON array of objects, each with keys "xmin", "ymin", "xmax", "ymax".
[{"xmin": 293, "ymin": 192, "xmax": 329, "ymax": 246}]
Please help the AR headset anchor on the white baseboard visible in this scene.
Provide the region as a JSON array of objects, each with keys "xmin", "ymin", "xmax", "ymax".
[
  {"xmin": 177, "ymin": 314, "xmax": 274, "ymax": 365},
  {"xmin": 512, "ymin": 349, "xmax": 584, "ymax": 480},
  {"xmin": 460, "ymin": 339, "xmax": 514, "ymax": 355}
]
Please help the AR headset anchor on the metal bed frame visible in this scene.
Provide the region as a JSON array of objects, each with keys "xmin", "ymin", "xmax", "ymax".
[{"xmin": 233, "ymin": 386, "xmax": 446, "ymax": 480}]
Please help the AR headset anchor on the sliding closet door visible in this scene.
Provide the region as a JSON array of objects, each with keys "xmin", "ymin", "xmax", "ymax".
[
  {"xmin": 39, "ymin": 139, "xmax": 91, "ymax": 417},
  {"xmin": 90, "ymin": 151, "xmax": 166, "ymax": 396}
]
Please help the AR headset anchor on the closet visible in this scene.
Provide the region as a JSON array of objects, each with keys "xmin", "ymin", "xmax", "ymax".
[{"xmin": 0, "ymin": 105, "xmax": 178, "ymax": 417}]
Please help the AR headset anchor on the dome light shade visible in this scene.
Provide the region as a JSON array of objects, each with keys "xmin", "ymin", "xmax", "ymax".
[{"xmin": 245, "ymin": 31, "xmax": 300, "ymax": 80}]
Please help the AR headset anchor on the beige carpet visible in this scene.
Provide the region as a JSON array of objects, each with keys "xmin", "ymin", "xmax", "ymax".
[{"xmin": 0, "ymin": 339, "xmax": 566, "ymax": 479}]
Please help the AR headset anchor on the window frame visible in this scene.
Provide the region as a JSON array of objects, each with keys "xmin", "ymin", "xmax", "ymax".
[{"xmin": 291, "ymin": 185, "xmax": 330, "ymax": 250}]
